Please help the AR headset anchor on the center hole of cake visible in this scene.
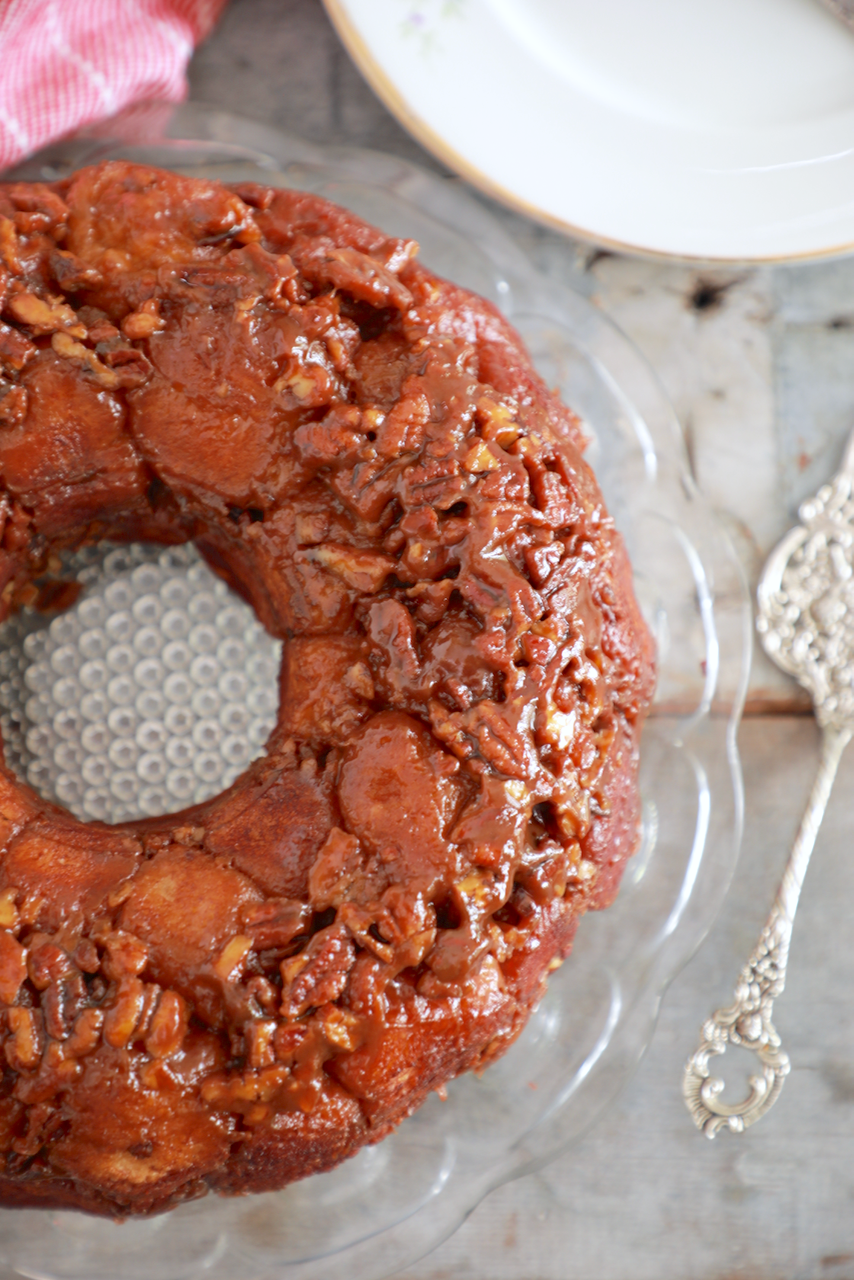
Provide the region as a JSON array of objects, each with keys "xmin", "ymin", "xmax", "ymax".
[{"xmin": 0, "ymin": 542, "xmax": 282, "ymax": 824}]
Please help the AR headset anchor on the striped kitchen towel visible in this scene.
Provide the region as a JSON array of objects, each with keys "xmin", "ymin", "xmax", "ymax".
[{"xmin": 0, "ymin": 0, "xmax": 228, "ymax": 170}]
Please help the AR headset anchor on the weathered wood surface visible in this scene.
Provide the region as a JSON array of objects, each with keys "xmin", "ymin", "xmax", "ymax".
[{"xmin": 26, "ymin": 5, "xmax": 843, "ymax": 1278}]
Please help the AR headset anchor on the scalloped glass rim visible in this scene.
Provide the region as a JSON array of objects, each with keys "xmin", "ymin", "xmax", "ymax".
[{"xmin": 0, "ymin": 107, "xmax": 750, "ymax": 1280}]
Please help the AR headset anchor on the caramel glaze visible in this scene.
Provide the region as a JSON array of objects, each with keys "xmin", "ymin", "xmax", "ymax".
[{"xmin": 0, "ymin": 163, "xmax": 655, "ymax": 1216}]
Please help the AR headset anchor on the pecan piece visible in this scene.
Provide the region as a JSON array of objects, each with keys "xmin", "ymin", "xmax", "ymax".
[
  {"xmin": 0, "ymin": 930, "xmax": 26, "ymax": 1005},
  {"xmin": 7, "ymin": 292, "xmax": 85, "ymax": 338},
  {"xmin": 5, "ymin": 184, "xmax": 68, "ymax": 228},
  {"xmin": 103, "ymin": 976, "xmax": 145, "ymax": 1048},
  {"xmin": 101, "ymin": 930, "xmax": 148, "ymax": 980},
  {"xmin": 293, "ymin": 404, "xmax": 364, "ymax": 466},
  {"xmin": 530, "ymin": 468, "xmax": 582, "ymax": 527},
  {"xmin": 51, "ymin": 331, "xmax": 119, "ymax": 389},
  {"xmin": 475, "ymin": 395, "xmax": 522, "ymax": 448},
  {"xmin": 212, "ymin": 934, "xmax": 253, "ymax": 981},
  {"xmin": 63, "ymin": 1008, "xmax": 103, "ymax": 1058},
  {"xmin": 306, "ymin": 542, "xmax": 396, "ymax": 593},
  {"xmin": 100, "ymin": 344, "xmax": 153, "ymax": 388},
  {"xmin": 144, "ymin": 990, "xmax": 189, "ymax": 1059},
  {"xmin": 374, "ymin": 388, "xmax": 430, "ymax": 459},
  {"xmin": 0, "ymin": 322, "xmax": 35, "ymax": 374},
  {"xmin": 42, "ymin": 969, "xmax": 87, "ymax": 1041},
  {"xmin": 307, "ymin": 828, "xmax": 363, "ymax": 910},
  {"xmin": 428, "ymin": 698, "xmax": 539, "ymax": 779},
  {"xmin": 245, "ymin": 1018, "xmax": 277, "ymax": 1068},
  {"xmin": 0, "ymin": 218, "xmax": 22, "ymax": 274},
  {"xmin": 27, "ymin": 939, "xmax": 74, "ymax": 990},
  {"xmin": 50, "ymin": 249, "xmax": 103, "ymax": 292},
  {"xmin": 200, "ymin": 1063, "xmax": 289, "ymax": 1120},
  {"xmin": 338, "ymin": 903, "xmax": 393, "ymax": 963},
  {"xmin": 318, "ymin": 1003, "xmax": 361, "ymax": 1053},
  {"xmin": 5, "ymin": 1006, "xmax": 43, "ymax": 1071},
  {"xmin": 121, "ymin": 299, "xmax": 166, "ymax": 340},
  {"xmin": 280, "ymin": 924, "xmax": 355, "ymax": 1019},
  {"xmin": 275, "ymin": 350, "xmax": 336, "ymax": 408},
  {"xmin": 244, "ymin": 899, "xmax": 312, "ymax": 950},
  {"xmin": 0, "ymin": 889, "xmax": 20, "ymax": 932},
  {"xmin": 462, "ymin": 440, "xmax": 501, "ymax": 474},
  {"xmin": 366, "ymin": 598, "xmax": 420, "ymax": 698},
  {"xmin": 295, "ymin": 241, "xmax": 413, "ymax": 311},
  {"xmin": 0, "ymin": 383, "xmax": 26, "ymax": 428}
]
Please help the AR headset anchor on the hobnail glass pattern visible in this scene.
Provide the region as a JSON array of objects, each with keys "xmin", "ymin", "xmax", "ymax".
[{"xmin": 0, "ymin": 542, "xmax": 281, "ymax": 823}]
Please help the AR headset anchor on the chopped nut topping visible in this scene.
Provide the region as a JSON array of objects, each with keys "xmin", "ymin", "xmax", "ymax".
[
  {"xmin": 64, "ymin": 1008, "xmax": 104, "ymax": 1058},
  {"xmin": 121, "ymin": 299, "xmax": 166, "ymax": 340},
  {"xmin": 0, "ymin": 889, "xmax": 19, "ymax": 932},
  {"xmin": 245, "ymin": 1019, "xmax": 277, "ymax": 1068},
  {"xmin": 213, "ymin": 934, "xmax": 253, "ymax": 981},
  {"xmin": 462, "ymin": 440, "xmax": 501, "ymax": 473},
  {"xmin": 0, "ymin": 322, "xmax": 35, "ymax": 374},
  {"xmin": 50, "ymin": 249, "xmax": 103, "ymax": 292},
  {"xmin": 0, "ymin": 930, "xmax": 26, "ymax": 1004},
  {"xmin": 8, "ymin": 292, "xmax": 86, "ymax": 338},
  {"xmin": 50, "ymin": 330, "xmax": 153, "ymax": 389},
  {"xmin": 144, "ymin": 990, "xmax": 189, "ymax": 1059},
  {"xmin": 103, "ymin": 976, "xmax": 145, "ymax": 1048},
  {"xmin": 308, "ymin": 542, "xmax": 396, "ymax": 593},
  {"xmin": 5, "ymin": 1006, "xmax": 42, "ymax": 1070},
  {"xmin": 343, "ymin": 661, "xmax": 375, "ymax": 700},
  {"xmin": 0, "ymin": 218, "xmax": 22, "ymax": 274},
  {"xmin": 52, "ymin": 331, "xmax": 119, "ymax": 388}
]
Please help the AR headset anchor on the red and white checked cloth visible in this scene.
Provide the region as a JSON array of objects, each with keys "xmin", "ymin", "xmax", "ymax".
[{"xmin": 0, "ymin": 0, "xmax": 229, "ymax": 172}]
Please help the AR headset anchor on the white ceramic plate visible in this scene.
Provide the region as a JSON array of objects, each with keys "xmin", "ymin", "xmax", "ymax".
[{"xmin": 323, "ymin": 0, "xmax": 854, "ymax": 262}]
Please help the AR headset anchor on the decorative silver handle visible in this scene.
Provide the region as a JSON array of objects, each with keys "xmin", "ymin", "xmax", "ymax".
[{"xmin": 683, "ymin": 723, "xmax": 851, "ymax": 1136}]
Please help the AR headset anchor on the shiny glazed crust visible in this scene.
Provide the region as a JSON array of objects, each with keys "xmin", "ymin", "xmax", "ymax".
[{"xmin": 0, "ymin": 164, "xmax": 655, "ymax": 1216}]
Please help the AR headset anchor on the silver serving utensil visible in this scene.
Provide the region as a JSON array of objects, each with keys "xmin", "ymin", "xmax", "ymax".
[
  {"xmin": 683, "ymin": 428, "xmax": 854, "ymax": 1136},
  {"xmin": 820, "ymin": 0, "xmax": 854, "ymax": 34}
]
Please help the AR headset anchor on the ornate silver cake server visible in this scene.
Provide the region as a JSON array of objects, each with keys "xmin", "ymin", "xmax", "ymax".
[{"xmin": 683, "ymin": 428, "xmax": 854, "ymax": 1136}]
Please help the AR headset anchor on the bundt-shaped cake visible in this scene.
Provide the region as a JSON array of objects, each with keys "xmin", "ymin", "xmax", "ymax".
[{"xmin": 0, "ymin": 162, "xmax": 655, "ymax": 1216}]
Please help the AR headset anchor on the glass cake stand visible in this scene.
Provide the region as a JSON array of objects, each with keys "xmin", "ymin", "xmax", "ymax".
[{"xmin": 0, "ymin": 107, "xmax": 751, "ymax": 1280}]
